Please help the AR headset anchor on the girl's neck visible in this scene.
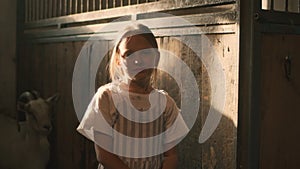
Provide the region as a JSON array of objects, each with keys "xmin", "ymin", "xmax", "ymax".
[{"xmin": 121, "ymin": 80, "xmax": 153, "ymax": 94}]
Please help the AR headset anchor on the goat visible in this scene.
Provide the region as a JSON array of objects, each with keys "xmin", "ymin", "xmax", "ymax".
[{"xmin": 0, "ymin": 91, "xmax": 59, "ymax": 169}]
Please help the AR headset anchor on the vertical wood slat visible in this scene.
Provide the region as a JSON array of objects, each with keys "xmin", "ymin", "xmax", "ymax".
[
  {"xmin": 95, "ymin": 0, "xmax": 100, "ymax": 10},
  {"xmin": 57, "ymin": 0, "xmax": 61, "ymax": 17},
  {"xmin": 131, "ymin": 0, "xmax": 137, "ymax": 5},
  {"xmin": 77, "ymin": 0, "xmax": 82, "ymax": 13},
  {"xmin": 25, "ymin": 0, "xmax": 160, "ymax": 22},
  {"xmin": 40, "ymin": 0, "xmax": 44, "ymax": 19},
  {"xmin": 99, "ymin": 0, "xmax": 102, "ymax": 10},
  {"xmin": 274, "ymin": 0, "xmax": 286, "ymax": 11},
  {"xmin": 35, "ymin": 0, "xmax": 38, "ymax": 21},
  {"xmin": 67, "ymin": 0, "xmax": 70, "ymax": 15},
  {"xmin": 44, "ymin": 0, "xmax": 48, "ymax": 19},
  {"xmin": 36, "ymin": 0, "xmax": 39, "ymax": 20},
  {"xmin": 288, "ymin": 0, "xmax": 300, "ymax": 12},
  {"xmin": 49, "ymin": 0, "xmax": 53, "ymax": 18},
  {"xmin": 89, "ymin": 0, "xmax": 95, "ymax": 11},
  {"xmin": 81, "ymin": 0, "xmax": 84, "ymax": 13},
  {"xmin": 108, "ymin": 0, "xmax": 113, "ymax": 8},
  {"xmin": 270, "ymin": 0, "xmax": 274, "ymax": 10},
  {"xmin": 25, "ymin": 0, "xmax": 29, "ymax": 22},
  {"xmin": 52, "ymin": 0, "xmax": 58, "ymax": 17},
  {"xmin": 32, "ymin": 0, "xmax": 35, "ymax": 21},
  {"xmin": 28, "ymin": 0, "xmax": 31, "ymax": 22},
  {"xmin": 115, "ymin": 0, "xmax": 121, "ymax": 7},
  {"xmin": 82, "ymin": 0, "xmax": 87, "ymax": 12},
  {"xmin": 123, "ymin": 0, "xmax": 128, "ymax": 7},
  {"xmin": 62, "ymin": 0, "xmax": 67, "ymax": 16},
  {"xmin": 25, "ymin": 0, "xmax": 28, "ymax": 22},
  {"xmin": 72, "ymin": 0, "xmax": 77, "ymax": 14}
]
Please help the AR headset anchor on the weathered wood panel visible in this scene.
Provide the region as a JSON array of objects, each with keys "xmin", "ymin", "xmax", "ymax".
[
  {"xmin": 0, "ymin": 0, "xmax": 17, "ymax": 115},
  {"xmin": 18, "ymin": 32, "xmax": 238, "ymax": 169},
  {"xmin": 18, "ymin": 41, "xmax": 110, "ymax": 169},
  {"xmin": 24, "ymin": 0, "xmax": 236, "ymax": 22},
  {"xmin": 260, "ymin": 34, "xmax": 300, "ymax": 169}
]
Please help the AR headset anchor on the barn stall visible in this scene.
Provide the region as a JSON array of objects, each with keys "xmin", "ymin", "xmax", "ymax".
[
  {"xmin": 16, "ymin": 0, "xmax": 238, "ymax": 169},
  {"xmin": 2, "ymin": 0, "xmax": 297, "ymax": 169}
]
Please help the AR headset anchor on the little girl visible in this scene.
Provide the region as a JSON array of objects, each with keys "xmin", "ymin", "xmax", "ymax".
[{"xmin": 77, "ymin": 23, "xmax": 188, "ymax": 169}]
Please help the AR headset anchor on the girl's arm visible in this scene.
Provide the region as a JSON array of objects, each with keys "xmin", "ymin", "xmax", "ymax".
[
  {"xmin": 94, "ymin": 144, "xmax": 130, "ymax": 169},
  {"xmin": 94, "ymin": 132, "xmax": 130, "ymax": 169},
  {"xmin": 161, "ymin": 147, "xmax": 178, "ymax": 169}
]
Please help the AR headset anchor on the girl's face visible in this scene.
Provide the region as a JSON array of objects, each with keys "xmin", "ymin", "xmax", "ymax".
[{"xmin": 118, "ymin": 35, "xmax": 159, "ymax": 83}]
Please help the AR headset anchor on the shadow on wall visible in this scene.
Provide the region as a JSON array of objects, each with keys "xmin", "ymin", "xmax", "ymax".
[{"xmin": 177, "ymin": 107, "xmax": 236, "ymax": 169}]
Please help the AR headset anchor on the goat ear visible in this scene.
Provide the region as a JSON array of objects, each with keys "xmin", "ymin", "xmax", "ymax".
[{"xmin": 47, "ymin": 93, "xmax": 60, "ymax": 104}]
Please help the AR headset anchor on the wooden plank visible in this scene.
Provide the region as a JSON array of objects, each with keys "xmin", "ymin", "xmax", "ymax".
[
  {"xmin": 83, "ymin": 0, "xmax": 88, "ymax": 12},
  {"xmin": 40, "ymin": 0, "xmax": 47, "ymax": 19},
  {"xmin": 123, "ymin": 0, "xmax": 128, "ymax": 6},
  {"xmin": 62, "ymin": 0, "xmax": 66, "ymax": 15},
  {"xmin": 61, "ymin": 0, "xmax": 67, "ymax": 16},
  {"xmin": 73, "ymin": 0, "xmax": 77, "ymax": 13},
  {"xmin": 77, "ymin": 0, "xmax": 82, "ymax": 13},
  {"xmin": 25, "ymin": 0, "xmax": 28, "ymax": 22},
  {"xmin": 32, "ymin": 0, "xmax": 36, "ymax": 21},
  {"xmin": 115, "ymin": 0, "xmax": 121, "ymax": 7},
  {"xmin": 24, "ymin": 2, "xmax": 236, "ymax": 28},
  {"xmin": 106, "ymin": 0, "xmax": 109, "ymax": 9},
  {"xmin": 259, "ymin": 34, "xmax": 300, "ymax": 169},
  {"xmin": 258, "ymin": 10, "xmax": 300, "ymax": 25},
  {"xmin": 46, "ymin": 42, "xmax": 58, "ymax": 169},
  {"xmin": 24, "ymin": 11, "xmax": 236, "ymax": 39},
  {"xmin": 274, "ymin": 0, "xmax": 286, "ymax": 11},
  {"xmin": 48, "ymin": 0, "xmax": 52, "ymax": 18},
  {"xmin": 72, "ymin": 41, "xmax": 89, "ymax": 169},
  {"xmin": 288, "ymin": 0, "xmax": 299, "ymax": 12},
  {"xmin": 35, "ymin": 0, "xmax": 39, "ymax": 21},
  {"xmin": 40, "ymin": 0, "xmax": 44, "ymax": 19},
  {"xmin": 52, "ymin": 0, "xmax": 57, "ymax": 17},
  {"xmin": 55, "ymin": 42, "xmax": 70, "ymax": 169},
  {"xmin": 28, "ymin": 0, "xmax": 31, "ymax": 22},
  {"xmin": 89, "ymin": 0, "xmax": 95, "ymax": 11},
  {"xmin": 25, "ymin": 24, "xmax": 236, "ymax": 43},
  {"xmin": 131, "ymin": 0, "xmax": 137, "ymax": 5},
  {"xmin": 57, "ymin": 0, "xmax": 62, "ymax": 17},
  {"xmin": 44, "ymin": 0, "xmax": 48, "ymax": 19},
  {"xmin": 65, "ymin": 41, "xmax": 78, "ymax": 169},
  {"xmin": 174, "ymin": 35, "xmax": 202, "ymax": 169},
  {"xmin": 100, "ymin": 0, "xmax": 105, "ymax": 9},
  {"xmin": 260, "ymin": 23, "xmax": 300, "ymax": 34},
  {"xmin": 95, "ymin": 0, "xmax": 100, "ymax": 10},
  {"xmin": 67, "ymin": 0, "xmax": 71, "ymax": 15}
]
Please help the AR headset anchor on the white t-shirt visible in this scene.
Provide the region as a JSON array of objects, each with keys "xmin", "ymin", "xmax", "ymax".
[{"xmin": 77, "ymin": 83, "xmax": 188, "ymax": 169}]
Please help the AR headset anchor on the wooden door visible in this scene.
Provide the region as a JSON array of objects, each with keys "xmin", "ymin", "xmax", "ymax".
[{"xmin": 260, "ymin": 34, "xmax": 300, "ymax": 169}]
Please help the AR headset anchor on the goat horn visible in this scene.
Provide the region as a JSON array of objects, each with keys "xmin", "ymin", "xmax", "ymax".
[
  {"xmin": 30, "ymin": 90, "xmax": 40, "ymax": 99},
  {"xmin": 18, "ymin": 91, "xmax": 38, "ymax": 103}
]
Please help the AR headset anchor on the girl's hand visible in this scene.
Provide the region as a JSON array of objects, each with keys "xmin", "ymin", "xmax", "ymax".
[
  {"xmin": 161, "ymin": 147, "xmax": 178, "ymax": 169},
  {"xmin": 94, "ymin": 143, "xmax": 130, "ymax": 169}
]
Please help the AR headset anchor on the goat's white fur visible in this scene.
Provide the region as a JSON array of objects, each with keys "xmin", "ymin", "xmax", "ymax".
[{"xmin": 0, "ymin": 93, "xmax": 59, "ymax": 169}]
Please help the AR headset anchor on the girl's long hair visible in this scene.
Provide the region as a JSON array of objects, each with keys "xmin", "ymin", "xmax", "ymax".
[{"xmin": 109, "ymin": 23, "xmax": 159, "ymax": 84}]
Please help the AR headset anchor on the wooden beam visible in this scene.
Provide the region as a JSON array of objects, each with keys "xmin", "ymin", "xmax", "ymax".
[
  {"xmin": 24, "ymin": 1, "xmax": 236, "ymax": 29},
  {"xmin": 24, "ymin": 11, "xmax": 236, "ymax": 39},
  {"xmin": 257, "ymin": 10, "xmax": 300, "ymax": 25},
  {"xmin": 25, "ymin": 24, "xmax": 236, "ymax": 43}
]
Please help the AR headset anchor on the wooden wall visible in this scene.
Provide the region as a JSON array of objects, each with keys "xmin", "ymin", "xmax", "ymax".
[
  {"xmin": 19, "ymin": 32, "xmax": 238, "ymax": 169},
  {"xmin": 0, "ymin": 0, "xmax": 17, "ymax": 115},
  {"xmin": 19, "ymin": 1, "xmax": 238, "ymax": 169},
  {"xmin": 259, "ymin": 34, "xmax": 300, "ymax": 169}
]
